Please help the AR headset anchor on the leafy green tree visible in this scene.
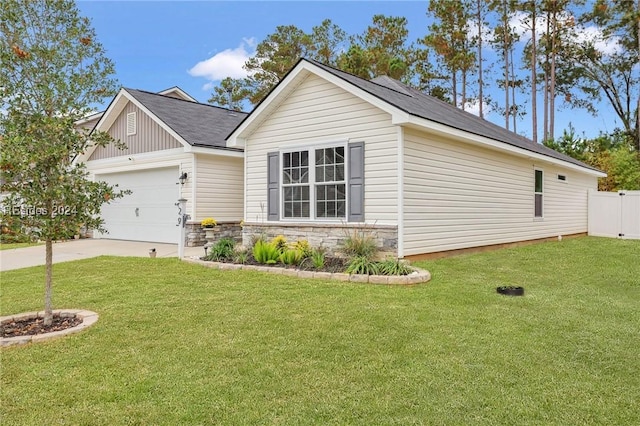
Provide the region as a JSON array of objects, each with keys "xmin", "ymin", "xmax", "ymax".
[
  {"xmin": 0, "ymin": 0, "xmax": 127, "ymax": 325},
  {"xmin": 309, "ymin": 19, "xmax": 347, "ymax": 66},
  {"xmin": 422, "ymin": 0, "xmax": 476, "ymax": 110},
  {"xmin": 207, "ymin": 76, "xmax": 253, "ymax": 111},
  {"xmin": 338, "ymin": 15, "xmax": 413, "ymax": 81}
]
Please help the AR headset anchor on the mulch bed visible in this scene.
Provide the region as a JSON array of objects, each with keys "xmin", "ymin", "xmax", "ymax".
[{"xmin": 1, "ymin": 314, "xmax": 82, "ymax": 338}]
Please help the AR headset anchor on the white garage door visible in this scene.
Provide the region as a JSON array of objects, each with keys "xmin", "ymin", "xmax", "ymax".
[{"xmin": 95, "ymin": 167, "xmax": 180, "ymax": 243}]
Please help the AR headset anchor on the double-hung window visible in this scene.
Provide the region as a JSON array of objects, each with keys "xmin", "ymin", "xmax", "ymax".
[{"xmin": 282, "ymin": 146, "xmax": 346, "ymax": 219}]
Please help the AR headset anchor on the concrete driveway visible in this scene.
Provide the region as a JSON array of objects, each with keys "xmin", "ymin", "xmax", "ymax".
[{"xmin": 0, "ymin": 239, "xmax": 204, "ymax": 272}]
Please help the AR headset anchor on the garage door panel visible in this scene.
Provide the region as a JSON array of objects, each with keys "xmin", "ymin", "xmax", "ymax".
[{"xmin": 96, "ymin": 167, "xmax": 180, "ymax": 243}]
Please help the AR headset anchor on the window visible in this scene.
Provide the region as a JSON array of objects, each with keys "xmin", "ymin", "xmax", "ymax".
[
  {"xmin": 557, "ymin": 174, "xmax": 567, "ymax": 182},
  {"xmin": 282, "ymin": 146, "xmax": 346, "ymax": 219},
  {"xmin": 126, "ymin": 112, "xmax": 137, "ymax": 136},
  {"xmin": 534, "ymin": 169, "xmax": 543, "ymax": 218}
]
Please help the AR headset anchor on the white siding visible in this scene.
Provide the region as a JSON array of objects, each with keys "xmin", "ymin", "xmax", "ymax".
[
  {"xmin": 244, "ymin": 74, "xmax": 398, "ymax": 224},
  {"xmin": 402, "ymin": 127, "xmax": 597, "ymax": 255},
  {"xmin": 194, "ymin": 154, "xmax": 244, "ymax": 221}
]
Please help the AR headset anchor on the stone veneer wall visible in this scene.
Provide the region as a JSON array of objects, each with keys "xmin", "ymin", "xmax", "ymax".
[
  {"xmin": 242, "ymin": 222, "xmax": 398, "ymax": 257},
  {"xmin": 185, "ymin": 221, "xmax": 242, "ymax": 247}
]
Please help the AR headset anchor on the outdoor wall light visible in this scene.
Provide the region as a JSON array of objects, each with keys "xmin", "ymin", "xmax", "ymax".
[{"xmin": 178, "ymin": 172, "xmax": 188, "ymax": 185}]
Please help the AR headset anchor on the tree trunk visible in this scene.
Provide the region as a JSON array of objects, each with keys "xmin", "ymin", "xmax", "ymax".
[
  {"xmin": 511, "ymin": 47, "xmax": 517, "ymax": 132},
  {"xmin": 452, "ymin": 71, "xmax": 458, "ymax": 108},
  {"xmin": 637, "ymin": 0, "xmax": 640, "ymax": 150},
  {"xmin": 549, "ymin": 8, "xmax": 557, "ymax": 141},
  {"xmin": 543, "ymin": 10, "xmax": 550, "ymax": 142},
  {"xmin": 44, "ymin": 238, "xmax": 53, "ymax": 326},
  {"xmin": 462, "ymin": 69, "xmax": 467, "ymax": 111},
  {"xmin": 477, "ymin": 0, "xmax": 484, "ymax": 118},
  {"xmin": 503, "ymin": 0, "xmax": 510, "ymax": 130},
  {"xmin": 531, "ymin": 3, "xmax": 538, "ymax": 143}
]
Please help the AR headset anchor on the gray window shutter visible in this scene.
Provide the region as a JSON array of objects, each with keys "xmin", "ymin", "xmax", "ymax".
[
  {"xmin": 348, "ymin": 142, "xmax": 365, "ymax": 222},
  {"xmin": 267, "ymin": 152, "xmax": 279, "ymax": 221}
]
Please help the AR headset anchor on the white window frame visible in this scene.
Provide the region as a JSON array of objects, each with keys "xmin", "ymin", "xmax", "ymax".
[
  {"xmin": 534, "ymin": 168, "xmax": 544, "ymax": 219},
  {"xmin": 280, "ymin": 142, "xmax": 347, "ymax": 221}
]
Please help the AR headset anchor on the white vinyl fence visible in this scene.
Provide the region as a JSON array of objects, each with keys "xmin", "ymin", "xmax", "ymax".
[{"xmin": 588, "ymin": 190, "xmax": 640, "ymax": 239}]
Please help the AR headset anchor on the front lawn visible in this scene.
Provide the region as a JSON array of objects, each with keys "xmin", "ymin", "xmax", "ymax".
[
  {"xmin": 1, "ymin": 237, "xmax": 639, "ymax": 425},
  {"xmin": 0, "ymin": 242, "xmax": 40, "ymax": 250}
]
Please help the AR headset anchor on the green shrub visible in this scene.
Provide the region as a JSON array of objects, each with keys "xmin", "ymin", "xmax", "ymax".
[
  {"xmin": 233, "ymin": 249, "xmax": 248, "ymax": 264},
  {"xmin": 378, "ymin": 258, "xmax": 413, "ymax": 276},
  {"xmin": 346, "ymin": 256, "xmax": 380, "ymax": 275},
  {"xmin": 310, "ymin": 248, "xmax": 326, "ymax": 269},
  {"xmin": 293, "ymin": 239, "xmax": 312, "ymax": 258},
  {"xmin": 279, "ymin": 249, "xmax": 303, "ymax": 266},
  {"xmin": 340, "ymin": 229, "xmax": 378, "ymax": 260},
  {"xmin": 205, "ymin": 238, "xmax": 236, "ymax": 261},
  {"xmin": 252, "ymin": 240, "xmax": 280, "ymax": 265}
]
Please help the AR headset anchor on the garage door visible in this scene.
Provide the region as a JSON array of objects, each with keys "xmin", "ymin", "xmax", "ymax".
[{"xmin": 95, "ymin": 167, "xmax": 180, "ymax": 243}]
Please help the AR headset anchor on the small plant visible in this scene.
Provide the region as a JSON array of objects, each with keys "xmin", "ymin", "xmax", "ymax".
[
  {"xmin": 346, "ymin": 255, "xmax": 380, "ymax": 275},
  {"xmin": 293, "ymin": 239, "xmax": 312, "ymax": 258},
  {"xmin": 378, "ymin": 258, "xmax": 413, "ymax": 276},
  {"xmin": 271, "ymin": 235, "xmax": 288, "ymax": 253},
  {"xmin": 252, "ymin": 240, "xmax": 280, "ymax": 265},
  {"xmin": 233, "ymin": 249, "xmax": 248, "ymax": 264},
  {"xmin": 206, "ymin": 238, "xmax": 235, "ymax": 261},
  {"xmin": 201, "ymin": 217, "xmax": 217, "ymax": 228},
  {"xmin": 340, "ymin": 229, "xmax": 378, "ymax": 260},
  {"xmin": 310, "ymin": 248, "xmax": 326, "ymax": 269},
  {"xmin": 279, "ymin": 248, "xmax": 302, "ymax": 266}
]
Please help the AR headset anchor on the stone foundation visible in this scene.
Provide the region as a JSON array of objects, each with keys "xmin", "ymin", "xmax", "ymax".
[
  {"xmin": 242, "ymin": 222, "xmax": 398, "ymax": 257},
  {"xmin": 185, "ymin": 221, "xmax": 242, "ymax": 247}
]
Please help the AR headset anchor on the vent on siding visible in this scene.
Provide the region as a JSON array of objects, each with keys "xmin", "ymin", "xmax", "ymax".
[
  {"xmin": 557, "ymin": 174, "xmax": 567, "ymax": 182},
  {"xmin": 126, "ymin": 112, "xmax": 137, "ymax": 136}
]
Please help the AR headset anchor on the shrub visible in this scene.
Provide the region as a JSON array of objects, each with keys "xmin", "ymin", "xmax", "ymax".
[
  {"xmin": 340, "ymin": 229, "xmax": 378, "ymax": 260},
  {"xmin": 310, "ymin": 248, "xmax": 326, "ymax": 269},
  {"xmin": 346, "ymin": 256, "xmax": 380, "ymax": 275},
  {"xmin": 233, "ymin": 249, "xmax": 248, "ymax": 264},
  {"xmin": 378, "ymin": 258, "xmax": 413, "ymax": 276},
  {"xmin": 271, "ymin": 235, "xmax": 288, "ymax": 253},
  {"xmin": 279, "ymin": 249, "xmax": 303, "ymax": 266},
  {"xmin": 293, "ymin": 239, "xmax": 312, "ymax": 258},
  {"xmin": 205, "ymin": 238, "xmax": 235, "ymax": 261},
  {"xmin": 252, "ymin": 240, "xmax": 280, "ymax": 265}
]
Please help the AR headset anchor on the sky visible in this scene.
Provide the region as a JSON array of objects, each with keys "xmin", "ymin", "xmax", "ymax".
[{"xmin": 76, "ymin": 0, "xmax": 620, "ymax": 141}]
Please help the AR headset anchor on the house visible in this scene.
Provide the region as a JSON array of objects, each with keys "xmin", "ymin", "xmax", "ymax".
[
  {"xmin": 76, "ymin": 87, "xmax": 247, "ymax": 245},
  {"xmin": 227, "ymin": 59, "xmax": 606, "ymax": 259}
]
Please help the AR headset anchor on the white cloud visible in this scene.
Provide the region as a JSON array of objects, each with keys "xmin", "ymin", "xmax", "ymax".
[
  {"xmin": 188, "ymin": 38, "xmax": 256, "ymax": 81},
  {"xmin": 571, "ymin": 25, "xmax": 623, "ymax": 56},
  {"xmin": 463, "ymin": 98, "xmax": 492, "ymax": 118}
]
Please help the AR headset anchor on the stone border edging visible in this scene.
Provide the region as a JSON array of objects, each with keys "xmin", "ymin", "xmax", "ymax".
[
  {"xmin": 1, "ymin": 309, "xmax": 99, "ymax": 347},
  {"xmin": 182, "ymin": 257, "xmax": 431, "ymax": 285}
]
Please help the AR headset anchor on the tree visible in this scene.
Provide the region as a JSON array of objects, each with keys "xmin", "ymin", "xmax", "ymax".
[
  {"xmin": 423, "ymin": 0, "xmax": 476, "ymax": 110},
  {"xmin": 566, "ymin": 0, "xmax": 640, "ymax": 150},
  {"xmin": 339, "ymin": 15, "xmax": 413, "ymax": 81},
  {"xmin": 308, "ymin": 19, "xmax": 347, "ymax": 66},
  {"xmin": 207, "ymin": 76, "xmax": 253, "ymax": 111},
  {"xmin": 0, "ymin": 0, "xmax": 128, "ymax": 326}
]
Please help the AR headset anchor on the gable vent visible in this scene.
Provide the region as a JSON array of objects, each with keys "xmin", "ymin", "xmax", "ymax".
[{"xmin": 126, "ymin": 112, "xmax": 137, "ymax": 136}]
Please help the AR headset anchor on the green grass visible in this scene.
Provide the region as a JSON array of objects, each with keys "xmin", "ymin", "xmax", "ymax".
[
  {"xmin": 1, "ymin": 236, "xmax": 639, "ymax": 425},
  {"xmin": 0, "ymin": 242, "xmax": 40, "ymax": 250}
]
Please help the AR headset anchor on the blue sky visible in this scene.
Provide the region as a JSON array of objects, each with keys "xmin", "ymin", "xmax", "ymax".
[{"xmin": 77, "ymin": 0, "xmax": 619, "ymax": 140}]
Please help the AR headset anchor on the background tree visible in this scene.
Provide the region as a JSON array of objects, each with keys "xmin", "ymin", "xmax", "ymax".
[
  {"xmin": 207, "ymin": 76, "xmax": 253, "ymax": 111},
  {"xmin": 338, "ymin": 15, "xmax": 414, "ymax": 81},
  {"xmin": 308, "ymin": 19, "xmax": 347, "ymax": 66},
  {"xmin": 423, "ymin": 0, "xmax": 476, "ymax": 110},
  {"xmin": 0, "ymin": 0, "xmax": 128, "ymax": 326}
]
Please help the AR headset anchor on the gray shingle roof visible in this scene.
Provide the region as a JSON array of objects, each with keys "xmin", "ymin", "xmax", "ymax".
[
  {"xmin": 125, "ymin": 89, "xmax": 247, "ymax": 150},
  {"xmin": 306, "ymin": 59, "xmax": 600, "ymax": 173}
]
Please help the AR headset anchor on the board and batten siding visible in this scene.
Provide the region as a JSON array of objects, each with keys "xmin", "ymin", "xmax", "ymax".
[
  {"xmin": 194, "ymin": 154, "xmax": 244, "ymax": 222},
  {"xmin": 402, "ymin": 127, "xmax": 597, "ymax": 255},
  {"xmin": 244, "ymin": 73, "xmax": 398, "ymax": 224},
  {"xmin": 89, "ymin": 102, "xmax": 182, "ymax": 161}
]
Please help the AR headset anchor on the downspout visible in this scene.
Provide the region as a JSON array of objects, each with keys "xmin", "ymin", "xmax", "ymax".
[
  {"xmin": 191, "ymin": 155, "xmax": 197, "ymax": 221},
  {"xmin": 397, "ymin": 126, "xmax": 404, "ymax": 259}
]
